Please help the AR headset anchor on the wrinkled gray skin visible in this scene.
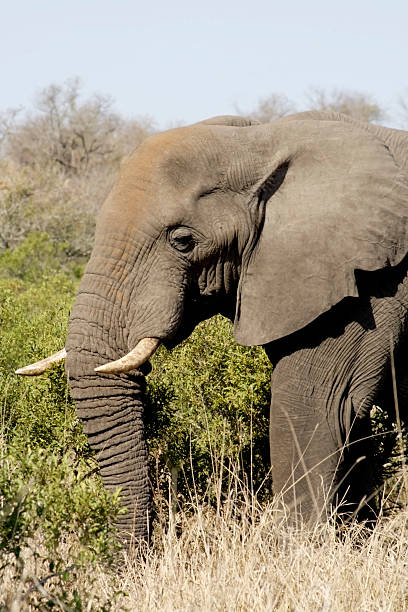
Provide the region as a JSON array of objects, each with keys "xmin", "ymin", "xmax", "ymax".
[{"xmin": 66, "ymin": 111, "xmax": 408, "ymax": 541}]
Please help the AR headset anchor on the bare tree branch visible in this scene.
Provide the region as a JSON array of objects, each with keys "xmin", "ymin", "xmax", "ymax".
[
  {"xmin": 306, "ymin": 87, "xmax": 386, "ymax": 123},
  {"xmin": 236, "ymin": 93, "xmax": 296, "ymax": 123},
  {"xmin": 5, "ymin": 78, "xmax": 155, "ymax": 174}
]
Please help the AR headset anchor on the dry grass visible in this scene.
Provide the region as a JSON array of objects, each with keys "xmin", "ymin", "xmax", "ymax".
[
  {"xmin": 108, "ymin": 501, "xmax": 408, "ymax": 611},
  {"xmin": 4, "ymin": 486, "xmax": 408, "ymax": 611}
]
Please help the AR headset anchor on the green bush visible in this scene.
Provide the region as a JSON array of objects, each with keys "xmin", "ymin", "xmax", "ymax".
[
  {"xmin": 0, "ymin": 236, "xmax": 122, "ymax": 607},
  {"xmin": 146, "ymin": 317, "xmax": 272, "ymax": 508}
]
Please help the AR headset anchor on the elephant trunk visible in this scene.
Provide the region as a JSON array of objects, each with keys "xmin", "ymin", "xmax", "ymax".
[
  {"xmin": 65, "ymin": 270, "xmax": 152, "ymax": 542},
  {"xmin": 67, "ymin": 361, "xmax": 151, "ymax": 541}
]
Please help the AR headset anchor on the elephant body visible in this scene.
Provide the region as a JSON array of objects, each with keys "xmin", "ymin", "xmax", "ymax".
[{"xmin": 63, "ymin": 111, "xmax": 408, "ymax": 539}]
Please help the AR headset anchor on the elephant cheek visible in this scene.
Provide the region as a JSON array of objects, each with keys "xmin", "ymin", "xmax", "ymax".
[{"xmin": 67, "ymin": 360, "xmax": 151, "ymax": 542}]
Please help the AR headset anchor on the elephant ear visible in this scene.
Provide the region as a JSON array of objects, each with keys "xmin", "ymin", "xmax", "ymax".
[{"xmin": 233, "ymin": 119, "xmax": 408, "ymax": 346}]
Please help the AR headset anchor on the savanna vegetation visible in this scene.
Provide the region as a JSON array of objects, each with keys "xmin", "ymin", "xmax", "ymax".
[{"xmin": 1, "ymin": 80, "xmax": 408, "ymax": 609}]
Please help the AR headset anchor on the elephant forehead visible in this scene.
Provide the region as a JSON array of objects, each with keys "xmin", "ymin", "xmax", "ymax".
[
  {"xmin": 125, "ymin": 126, "xmax": 227, "ymax": 190},
  {"xmin": 96, "ymin": 131, "xmax": 222, "ymax": 232}
]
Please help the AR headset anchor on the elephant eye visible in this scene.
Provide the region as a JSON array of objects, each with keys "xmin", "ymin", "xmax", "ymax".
[{"xmin": 169, "ymin": 227, "xmax": 195, "ymax": 253}]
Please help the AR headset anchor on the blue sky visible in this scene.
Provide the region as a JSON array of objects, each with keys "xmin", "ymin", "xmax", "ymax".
[{"xmin": 2, "ymin": 0, "xmax": 407, "ymax": 128}]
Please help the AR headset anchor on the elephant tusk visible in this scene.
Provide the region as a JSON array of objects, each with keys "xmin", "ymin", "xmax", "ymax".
[
  {"xmin": 15, "ymin": 348, "xmax": 67, "ymax": 376},
  {"xmin": 94, "ymin": 337, "xmax": 160, "ymax": 374}
]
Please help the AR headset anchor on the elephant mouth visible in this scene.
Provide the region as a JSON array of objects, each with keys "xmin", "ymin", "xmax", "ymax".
[{"xmin": 163, "ymin": 294, "xmax": 236, "ymax": 350}]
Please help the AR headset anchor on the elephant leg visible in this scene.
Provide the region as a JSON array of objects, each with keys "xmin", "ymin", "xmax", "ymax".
[
  {"xmin": 268, "ymin": 286, "xmax": 408, "ymax": 524},
  {"xmin": 270, "ymin": 358, "xmax": 380, "ymax": 523},
  {"xmin": 269, "ymin": 381, "xmax": 343, "ymax": 523}
]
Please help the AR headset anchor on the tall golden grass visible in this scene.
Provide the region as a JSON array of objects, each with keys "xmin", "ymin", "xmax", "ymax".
[{"xmin": 4, "ymin": 468, "xmax": 408, "ymax": 611}]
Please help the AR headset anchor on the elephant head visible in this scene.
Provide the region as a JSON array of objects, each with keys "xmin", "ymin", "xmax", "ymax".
[{"xmin": 18, "ymin": 113, "xmax": 408, "ymax": 539}]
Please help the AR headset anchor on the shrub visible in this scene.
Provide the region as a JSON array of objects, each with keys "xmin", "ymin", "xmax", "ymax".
[
  {"xmin": 0, "ymin": 160, "xmax": 108, "ymax": 257},
  {"xmin": 146, "ymin": 316, "xmax": 272, "ymax": 511},
  {"xmin": 0, "ymin": 239, "xmax": 122, "ymax": 608}
]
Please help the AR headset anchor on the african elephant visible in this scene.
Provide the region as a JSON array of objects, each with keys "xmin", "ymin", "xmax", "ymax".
[{"xmin": 18, "ymin": 111, "xmax": 408, "ymax": 541}]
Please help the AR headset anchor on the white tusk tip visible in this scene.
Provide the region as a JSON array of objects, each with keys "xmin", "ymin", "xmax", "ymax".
[
  {"xmin": 15, "ymin": 348, "xmax": 67, "ymax": 376},
  {"xmin": 94, "ymin": 363, "xmax": 117, "ymax": 374}
]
